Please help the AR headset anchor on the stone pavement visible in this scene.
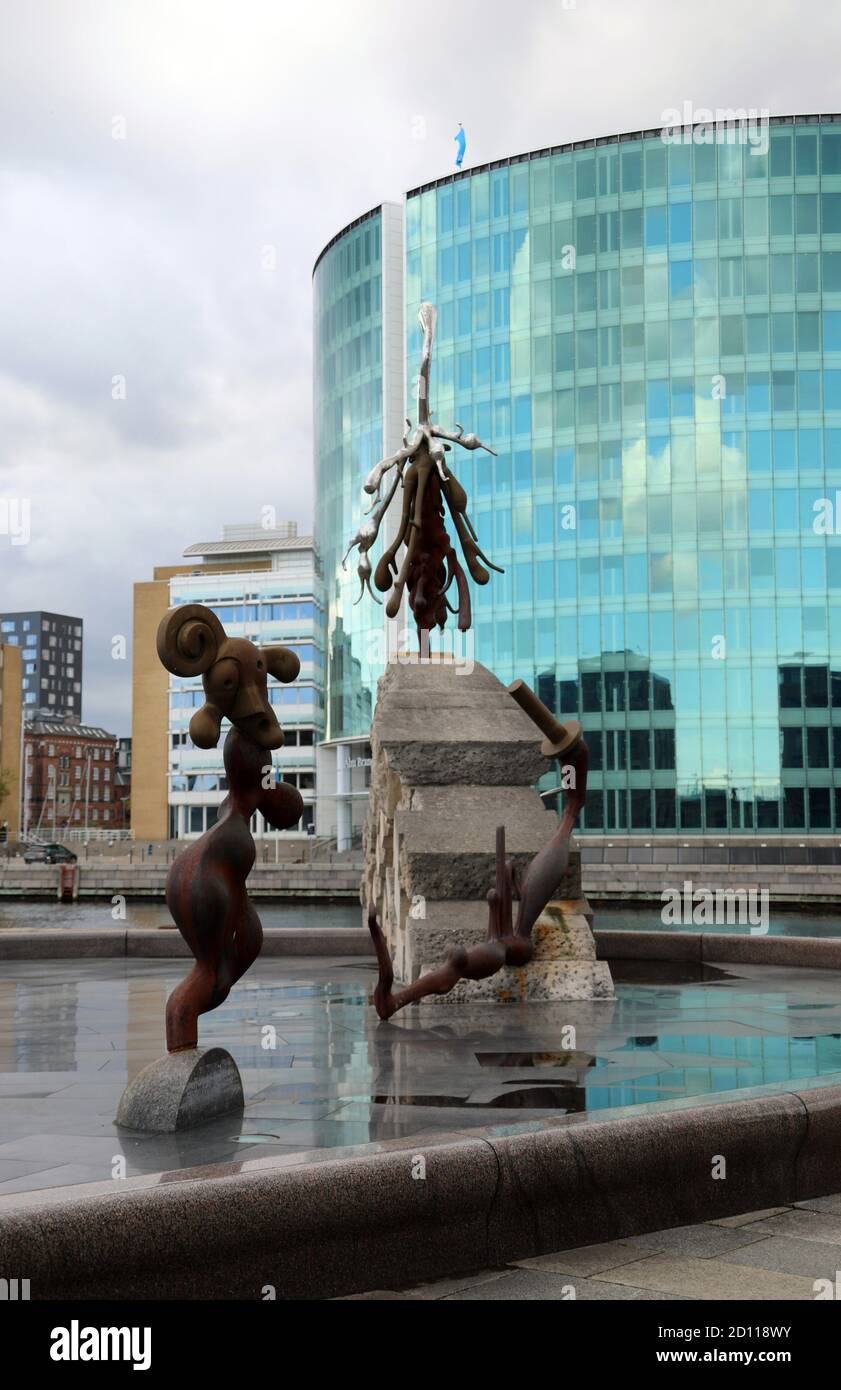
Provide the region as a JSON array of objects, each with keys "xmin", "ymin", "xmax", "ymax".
[{"xmin": 343, "ymin": 1194, "xmax": 841, "ymax": 1300}]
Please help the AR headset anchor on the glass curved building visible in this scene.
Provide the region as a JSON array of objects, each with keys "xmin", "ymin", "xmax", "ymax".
[{"xmin": 314, "ymin": 115, "xmax": 841, "ymax": 838}]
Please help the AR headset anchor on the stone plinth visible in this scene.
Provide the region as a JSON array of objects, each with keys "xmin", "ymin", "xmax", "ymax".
[
  {"xmin": 362, "ymin": 657, "xmax": 611, "ymax": 1000},
  {"xmin": 115, "ymin": 1046, "xmax": 244, "ymax": 1133}
]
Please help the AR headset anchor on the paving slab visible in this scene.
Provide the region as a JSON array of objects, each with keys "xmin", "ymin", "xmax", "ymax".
[
  {"xmin": 721, "ymin": 1235, "xmax": 841, "ymax": 1281},
  {"xmin": 437, "ymin": 1267, "xmax": 690, "ymax": 1300},
  {"xmin": 596, "ymin": 1252, "xmax": 817, "ymax": 1300},
  {"xmin": 513, "ymin": 1242, "xmax": 652, "ymax": 1277},
  {"xmin": 710, "ymin": 1206, "xmax": 790, "ymax": 1227},
  {"xmin": 796, "ymin": 1194, "xmax": 841, "ymax": 1215},
  {"xmin": 731, "ymin": 1208, "xmax": 841, "ymax": 1244},
  {"xmin": 341, "ymin": 1270, "xmax": 511, "ymax": 1300}
]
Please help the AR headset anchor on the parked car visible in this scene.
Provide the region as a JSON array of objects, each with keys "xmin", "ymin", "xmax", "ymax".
[{"xmin": 23, "ymin": 843, "xmax": 78, "ymax": 864}]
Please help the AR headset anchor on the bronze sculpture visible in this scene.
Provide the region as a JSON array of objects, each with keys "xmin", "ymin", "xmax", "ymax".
[
  {"xmin": 345, "ymin": 307, "xmax": 594, "ymax": 1017},
  {"xmin": 343, "ymin": 302, "xmax": 502, "ymax": 634},
  {"xmin": 367, "ymin": 682, "xmax": 588, "ymax": 1018},
  {"xmin": 156, "ymin": 603, "xmax": 304, "ymax": 1052}
]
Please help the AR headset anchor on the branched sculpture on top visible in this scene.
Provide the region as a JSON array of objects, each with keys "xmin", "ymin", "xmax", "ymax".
[{"xmin": 342, "ymin": 302, "xmax": 503, "ymax": 634}]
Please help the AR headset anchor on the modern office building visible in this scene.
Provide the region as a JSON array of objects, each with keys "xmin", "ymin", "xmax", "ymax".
[
  {"xmin": 132, "ymin": 523, "xmax": 324, "ymax": 841},
  {"xmin": 0, "ymin": 643, "xmax": 23, "ymax": 841},
  {"xmin": 313, "ymin": 203, "xmax": 403, "ymax": 844},
  {"xmin": 314, "ymin": 114, "xmax": 841, "ymax": 836},
  {"xmin": 0, "ymin": 612, "xmax": 83, "ymax": 719}
]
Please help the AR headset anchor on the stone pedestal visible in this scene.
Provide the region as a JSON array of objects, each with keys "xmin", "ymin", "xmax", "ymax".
[
  {"xmin": 115, "ymin": 1046, "xmax": 244, "ymax": 1133},
  {"xmin": 362, "ymin": 657, "xmax": 612, "ymax": 1001}
]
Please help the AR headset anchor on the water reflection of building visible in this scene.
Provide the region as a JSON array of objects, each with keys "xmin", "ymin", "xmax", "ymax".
[
  {"xmin": 778, "ymin": 662, "xmax": 841, "ymax": 830},
  {"xmin": 538, "ymin": 652, "xmax": 679, "ymax": 830},
  {"xmin": 325, "ymin": 618, "xmax": 373, "ymax": 747},
  {"xmin": 538, "ymin": 652, "xmax": 841, "ymax": 834}
]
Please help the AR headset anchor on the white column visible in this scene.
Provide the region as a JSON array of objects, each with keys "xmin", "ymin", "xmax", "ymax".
[{"xmin": 336, "ymin": 744, "xmax": 351, "ymax": 851}]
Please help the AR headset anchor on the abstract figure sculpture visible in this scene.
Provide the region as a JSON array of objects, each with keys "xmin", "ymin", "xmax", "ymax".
[
  {"xmin": 156, "ymin": 603, "xmax": 304, "ymax": 1051},
  {"xmin": 116, "ymin": 603, "xmax": 304, "ymax": 1132},
  {"xmin": 367, "ymin": 681, "xmax": 588, "ymax": 1018},
  {"xmin": 343, "ymin": 302, "xmax": 502, "ymax": 634}
]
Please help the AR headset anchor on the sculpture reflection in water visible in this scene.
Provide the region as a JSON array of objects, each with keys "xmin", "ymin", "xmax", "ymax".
[{"xmin": 367, "ymin": 682, "xmax": 589, "ymax": 1019}]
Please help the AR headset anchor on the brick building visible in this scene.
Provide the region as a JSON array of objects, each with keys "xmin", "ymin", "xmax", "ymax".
[{"xmin": 24, "ymin": 717, "xmax": 118, "ymax": 838}]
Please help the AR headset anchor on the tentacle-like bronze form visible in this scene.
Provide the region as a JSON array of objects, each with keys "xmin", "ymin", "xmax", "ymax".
[
  {"xmin": 441, "ymin": 478, "xmax": 505, "ymax": 582},
  {"xmin": 384, "ymin": 453, "xmax": 436, "ymax": 619},
  {"xmin": 429, "ymin": 422, "xmax": 498, "ymax": 455},
  {"xmin": 345, "ymin": 302, "xmax": 503, "ymax": 634},
  {"xmin": 342, "ymin": 465, "xmax": 404, "ymax": 602}
]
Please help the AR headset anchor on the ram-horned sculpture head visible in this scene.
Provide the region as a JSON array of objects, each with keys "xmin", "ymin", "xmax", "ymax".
[{"xmin": 156, "ymin": 603, "xmax": 300, "ymax": 751}]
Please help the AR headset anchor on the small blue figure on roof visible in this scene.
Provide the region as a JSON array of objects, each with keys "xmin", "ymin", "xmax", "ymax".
[{"xmin": 454, "ymin": 123, "xmax": 466, "ymax": 169}]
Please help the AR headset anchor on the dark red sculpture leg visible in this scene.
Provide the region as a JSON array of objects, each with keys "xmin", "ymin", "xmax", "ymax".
[
  {"xmin": 165, "ymin": 729, "xmax": 303, "ymax": 1051},
  {"xmin": 367, "ymin": 908, "xmax": 532, "ymax": 1019}
]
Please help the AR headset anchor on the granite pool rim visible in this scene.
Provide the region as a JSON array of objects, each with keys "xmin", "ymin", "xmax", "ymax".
[{"xmin": 2, "ymin": 1071, "xmax": 840, "ymax": 1299}]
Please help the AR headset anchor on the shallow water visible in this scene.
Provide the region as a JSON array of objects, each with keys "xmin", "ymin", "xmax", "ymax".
[
  {"xmin": 0, "ymin": 899, "xmax": 360, "ymax": 931},
  {"xmin": 595, "ymin": 904, "xmax": 841, "ymax": 938},
  {"xmin": 2, "ymin": 954, "xmax": 841, "ymax": 1196},
  {"xmin": 2, "ymin": 898, "xmax": 838, "ymax": 937}
]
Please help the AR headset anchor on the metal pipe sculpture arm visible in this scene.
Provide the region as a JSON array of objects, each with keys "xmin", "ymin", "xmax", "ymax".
[
  {"xmin": 342, "ymin": 302, "xmax": 502, "ymax": 633},
  {"xmin": 367, "ymin": 682, "xmax": 588, "ymax": 1019}
]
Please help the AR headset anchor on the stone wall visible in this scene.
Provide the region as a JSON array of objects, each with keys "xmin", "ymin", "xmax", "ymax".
[{"xmin": 0, "ymin": 861, "xmax": 362, "ymax": 899}]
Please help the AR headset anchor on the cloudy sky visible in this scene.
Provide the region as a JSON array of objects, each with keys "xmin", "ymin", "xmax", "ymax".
[{"xmin": 1, "ymin": 0, "xmax": 838, "ymax": 733}]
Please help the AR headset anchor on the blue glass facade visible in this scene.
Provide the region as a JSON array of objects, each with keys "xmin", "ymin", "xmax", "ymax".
[
  {"xmin": 317, "ymin": 117, "xmax": 841, "ymax": 833},
  {"xmin": 313, "ymin": 208, "xmax": 385, "ymax": 743}
]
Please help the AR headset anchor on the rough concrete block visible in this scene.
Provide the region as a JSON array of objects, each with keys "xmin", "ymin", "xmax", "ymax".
[{"xmin": 421, "ymin": 959, "xmax": 614, "ymax": 1003}]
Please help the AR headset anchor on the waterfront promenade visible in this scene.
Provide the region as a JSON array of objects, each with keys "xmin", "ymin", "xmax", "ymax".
[
  {"xmin": 0, "ymin": 845, "xmax": 363, "ymax": 899},
  {"xmin": 4, "ymin": 850, "xmax": 839, "ymax": 906}
]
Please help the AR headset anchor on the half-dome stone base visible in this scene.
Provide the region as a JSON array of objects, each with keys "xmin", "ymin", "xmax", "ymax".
[{"xmin": 115, "ymin": 1046, "xmax": 244, "ymax": 1133}]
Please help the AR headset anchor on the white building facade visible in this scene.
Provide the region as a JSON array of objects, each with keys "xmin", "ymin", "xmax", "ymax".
[{"xmin": 165, "ymin": 524, "xmax": 325, "ymax": 840}]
